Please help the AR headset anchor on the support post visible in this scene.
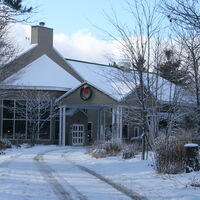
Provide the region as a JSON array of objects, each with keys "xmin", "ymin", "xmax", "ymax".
[
  {"xmin": 59, "ymin": 107, "xmax": 62, "ymax": 145},
  {"xmin": 62, "ymin": 107, "xmax": 66, "ymax": 146},
  {"xmin": 119, "ymin": 106, "xmax": 123, "ymax": 140},
  {"xmin": 112, "ymin": 106, "xmax": 116, "ymax": 139},
  {"xmin": 115, "ymin": 106, "xmax": 123, "ymax": 140}
]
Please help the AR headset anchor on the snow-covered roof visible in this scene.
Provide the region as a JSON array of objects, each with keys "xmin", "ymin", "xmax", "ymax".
[
  {"xmin": 144, "ymin": 73, "xmax": 196, "ymax": 104},
  {"xmin": 66, "ymin": 59, "xmax": 131, "ymax": 101},
  {"xmin": 1, "ymin": 55, "xmax": 81, "ymax": 91},
  {"xmin": 0, "ymin": 44, "xmax": 38, "ymax": 68},
  {"xmin": 66, "ymin": 59, "xmax": 195, "ymax": 104}
]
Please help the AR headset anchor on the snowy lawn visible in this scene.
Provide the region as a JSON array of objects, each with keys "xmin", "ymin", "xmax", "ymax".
[
  {"xmin": 0, "ymin": 145, "xmax": 200, "ymax": 200},
  {"xmin": 65, "ymin": 146, "xmax": 200, "ymax": 200}
]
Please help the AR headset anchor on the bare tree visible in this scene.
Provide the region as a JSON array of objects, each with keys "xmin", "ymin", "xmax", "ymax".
[
  {"xmin": 101, "ymin": 0, "xmax": 197, "ymax": 159},
  {"xmin": 162, "ymin": 0, "xmax": 200, "ymax": 134},
  {"xmin": 10, "ymin": 90, "xmax": 57, "ymax": 144},
  {"xmin": 101, "ymin": 0, "xmax": 169, "ymax": 159},
  {"xmin": 174, "ymin": 30, "xmax": 200, "ymax": 135},
  {"xmin": 162, "ymin": 0, "xmax": 200, "ymax": 32}
]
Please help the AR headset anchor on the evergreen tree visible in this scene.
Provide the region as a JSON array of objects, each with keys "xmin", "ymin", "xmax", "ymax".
[
  {"xmin": 157, "ymin": 49, "xmax": 190, "ymax": 86},
  {"xmin": 1, "ymin": 0, "xmax": 32, "ymax": 13}
]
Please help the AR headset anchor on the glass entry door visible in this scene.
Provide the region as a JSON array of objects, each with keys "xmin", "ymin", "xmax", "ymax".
[{"xmin": 72, "ymin": 124, "xmax": 84, "ymax": 145}]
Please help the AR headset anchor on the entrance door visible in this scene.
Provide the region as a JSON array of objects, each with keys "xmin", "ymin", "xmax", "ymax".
[{"xmin": 72, "ymin": 124, "xmax": 84, "ymax": 145}]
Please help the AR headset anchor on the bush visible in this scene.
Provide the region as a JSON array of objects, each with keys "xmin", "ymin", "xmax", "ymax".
[
  {"xmin": 90, "ymin": 140, "xmax": 123, "ymax": 158},
  {"xmin": 91, "ymin": 148, "xmax": 107, "ymax": 158},
  {"xmin": 89, "ymin": 140, "xmax": 140, "ymax": 159},
  {"xmin": 0, "ymin": 139, "xmax": 12, "ymax": 150},
  {"xmin": 122, "ymin": 144, "xmax": 137, "ymax": 159},
  {"xmin": 102, "ymin": 140, "xmax": 122, "ymax": 155},
  {"xmin": 153, "ymin": 135, "xmax": 185, "ymax": 174}
]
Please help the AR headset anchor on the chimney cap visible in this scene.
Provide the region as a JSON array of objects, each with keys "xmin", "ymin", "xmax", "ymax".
[{"xmin": 39, "ymin": 22, "xmax": 45, "ymax": 26}]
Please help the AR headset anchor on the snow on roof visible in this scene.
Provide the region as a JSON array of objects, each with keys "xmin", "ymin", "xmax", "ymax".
[
  {"xmin": 1, "ymin": 55, "xmax": 81, "ymax": 91},
  {"xmin": 66, "ymin": 60, "xmax": 131, "ymax": 101},
  {"xmin": 1, "ymin": 44, "xmax": 38, "ymax": 67},
  {"xmin": 67, "ymin": 59, "xmax": 195, "ymax": 104},
  {"xmin": 184, "ymin": 143, "xmax": 199, "ymax": 147}
]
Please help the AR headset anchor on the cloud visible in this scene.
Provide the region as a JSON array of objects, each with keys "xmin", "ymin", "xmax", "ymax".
[
  {"xmin": 8, "ymin": 23, "xmax": 31, "ymax": 52},
  {"xmin": 8, "ymin": 23, "xmax": 120, "ymax": 64}
]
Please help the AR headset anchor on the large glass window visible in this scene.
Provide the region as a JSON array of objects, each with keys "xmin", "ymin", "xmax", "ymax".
[
  {"xmin": 39, "ymin": 121, "xmax": 50, "ymax": 140},
  {"xmin": 27, "ymin": 120, "xmax": 38, "ymax": 139},
  {"xmin": 15, "ymin": 100, "xmax": 26, "ymax": 119},
  {"xmin": 55, "ymin": 121, "xmax": 59, "ymax": 140},
  {"xmin": 40, "ymin": 102, "xmax": 50, "ymax": 120},
  {"xmin": 2, "ymin": 99, "xmax": 52, "ymax": 141},
  {"xmin": 3, "ymin": 120, "xmax": 14, "ymax": 138},
  {"xmin": 3, "ymin": 100, "xmax": 14, "ymax": 119},
  {"xmin": 15, "ymin": 120, "xmax": 26, "ymax": 139}
]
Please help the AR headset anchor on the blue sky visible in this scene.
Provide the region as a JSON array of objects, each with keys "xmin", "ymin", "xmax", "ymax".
[
  {"xmin": 14, "ymin": 0, "xmax": 164, "ymax": 63},
  {"xmin": 28, "ymin": 0, "xmax": 129, "ymax": 39}
]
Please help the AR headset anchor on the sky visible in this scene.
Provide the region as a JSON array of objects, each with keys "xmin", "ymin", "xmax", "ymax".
[
  {"xmin": 28, "ymin": 0, "xmax": 129, "ymax": 38},
  {"xmin": 9, "ymin": 0, "xmax": 163, "ymax": 64}
]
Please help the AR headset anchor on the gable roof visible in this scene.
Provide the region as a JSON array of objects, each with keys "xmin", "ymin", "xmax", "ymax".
[
  {"xmin": 66, "ymin": 59, "xmax": 131, "ymax": 101},
  {"xmin": 1, "ymin": 55, "xmax": 81, "ymax": 91}
]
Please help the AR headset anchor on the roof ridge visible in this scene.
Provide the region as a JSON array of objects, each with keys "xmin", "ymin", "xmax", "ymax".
[{"xmin": 65, "ymin": 58, "xmax": 110, "ymax": 67}]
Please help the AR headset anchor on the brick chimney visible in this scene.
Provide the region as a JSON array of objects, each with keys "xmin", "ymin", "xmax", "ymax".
[{"xmin": 31, "ymin": 23, "xmax": 53, "ymax": 47}]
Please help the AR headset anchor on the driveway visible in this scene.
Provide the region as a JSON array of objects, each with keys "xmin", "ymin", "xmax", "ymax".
[{"xmin": 0, "ymin": 146, "xmax": 145, "ymax": 200}]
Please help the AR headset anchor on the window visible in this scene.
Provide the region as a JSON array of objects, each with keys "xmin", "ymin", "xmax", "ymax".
[
  {"xmin": 15, "ymin": 120, "xmax": 26, "ymax": 139},
  {"xmin": 134, "ymin": 126, "xmax": 140, "ymax": 137},
  {"xmin": 27, "ymin": 120, "xmax": 38, "ymax": 139},
  {"xmin": 39, "ymin": 121, "xmax": 50, "ymax": 140},
  {"xmin": 3, "ymin": 120, "xmax": 13, "ymax": 139},
  {"xmin": 3, "ymin": 100, "xmax": 14, "ymax": 119},
  {"xmin": 15, "ymin": 100, "xmax": 26, "ymax": 119},
  {"xmin": 122, "ymin": 124, "xmax": 128, "ymax": 138},
  {"xmin": 54, "ymin": 110, "xmax": 59, "ymax": 140},
  {"xmin": 3, "ymin": 100, "xmax": 14, "ymax": 139},
  {"xmin": 55, "ymin": 120, "xmax": 59, "ymax": 140},
  {"xmin": 88, "ymin": 122, "xmax": 92, "ymax": 132},
  {"xmin": 2, "ymin": 99, "xmax": 52, "ymax": 141},
  {"xmin": 40, "ymin": 102, "xmax": 50, "ymax": 120}
]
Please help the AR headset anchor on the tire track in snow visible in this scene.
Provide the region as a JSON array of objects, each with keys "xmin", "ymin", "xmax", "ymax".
[
  {"xmin": 34, "ymin": 152, "xmax": 88, "ymax": 200},
  {"xmin": 62, "ymin": 151, "xmax": 147, "ymax": 200},
  {"xmin": 0, "ymin": 153, "xmax": 22, "ymax": 168}
]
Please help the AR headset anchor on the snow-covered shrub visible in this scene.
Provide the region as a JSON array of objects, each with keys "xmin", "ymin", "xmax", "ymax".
[
  {"xmin": 89, "ymin": 140, "xmax": 123, "ymax": 158},
  {"xmin": 153, "ymin": 134, "xmax": 185, "ymax": 174},
  {"xmin": 122, "ymin": 144, "xmax": 138, "ymax": 159},
  {"xmin": 91, "ymin": 148, "xmax": 107, "ymax": 158},
  {"xmin": 0, "ymin": 138, "xmax": 12, "ymax": 150},
  {"xmin": 102, "ymin": 140, "xmax": 122, "ymax": 155}
]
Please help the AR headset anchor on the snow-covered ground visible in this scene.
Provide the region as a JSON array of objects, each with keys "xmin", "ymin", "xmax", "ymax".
[{"xmin": 0, "ymin": 145, "xmax": 200, "ymax": 200}]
